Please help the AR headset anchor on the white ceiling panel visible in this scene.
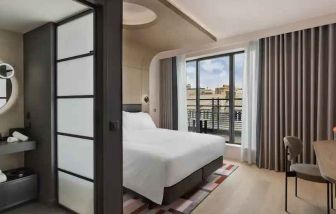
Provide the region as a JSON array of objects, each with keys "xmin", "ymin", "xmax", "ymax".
[
  {"xmin": 0, "ymin": 0, "xmax": 89, "ymax": 33},
  {"xmin": 168, "ymin": 0, "xmax": 336, "ymax": 39}
]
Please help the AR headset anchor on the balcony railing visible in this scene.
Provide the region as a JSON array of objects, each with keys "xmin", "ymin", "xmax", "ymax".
[{"xmin": 187, "ymin": 98, "xmax": 242, "ymax": 143}]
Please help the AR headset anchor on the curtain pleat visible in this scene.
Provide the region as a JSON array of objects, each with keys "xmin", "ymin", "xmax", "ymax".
[
  {"xmin": 160, "ymin": 58, "xmax": 173, "ymax": 129},
  {"xmin": 258, "ymin": 24, "xmax": 336, "ymax": 171}
]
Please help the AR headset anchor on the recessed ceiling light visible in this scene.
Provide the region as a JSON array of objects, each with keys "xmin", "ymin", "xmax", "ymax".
[{"xmin": 123, "ymin": 2, "xmax": 157, "ymax": 27}]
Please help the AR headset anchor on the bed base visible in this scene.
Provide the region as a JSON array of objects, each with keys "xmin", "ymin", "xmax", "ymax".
[{"xmin": 124, "ymin": 156, "xmax": 223, "ymax": 206}]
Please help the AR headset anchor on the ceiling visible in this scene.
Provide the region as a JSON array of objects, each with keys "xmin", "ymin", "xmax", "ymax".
[
  {"xmin": 168, "ymin": 0, "xmax": 336, "ymax": 39},
  {"xmin": 123, "ymin": 0, "xmax": 214, "ymax": 52},
  {"xmin": 0, "ymin": 0, "xmax": 89, "ymax": 33}
]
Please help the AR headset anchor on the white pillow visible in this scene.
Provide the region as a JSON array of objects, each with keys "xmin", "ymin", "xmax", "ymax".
[{"xmin": 123, "ymin": 111, "xmax": 156, "ymax": 131}]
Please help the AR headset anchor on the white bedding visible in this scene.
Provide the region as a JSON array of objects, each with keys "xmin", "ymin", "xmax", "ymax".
[{"xmin": 123, "ymin": 128, "xmax": 225, "ymax": 204}]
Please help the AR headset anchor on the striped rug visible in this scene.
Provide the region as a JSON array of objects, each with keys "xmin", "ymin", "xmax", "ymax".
[{"xmin": 123, "ymin": 163, "xmax": 238, "ymax": 214}]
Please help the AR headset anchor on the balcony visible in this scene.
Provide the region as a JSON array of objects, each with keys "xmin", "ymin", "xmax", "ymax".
[{"xmin": 187, "ymin": 98, "xmax": 242, "ymax": 144}]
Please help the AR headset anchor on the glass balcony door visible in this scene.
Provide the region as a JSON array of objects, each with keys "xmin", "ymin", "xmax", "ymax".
[{"xmin": 186, "ymin": 51, "xmax": 244, "ymax": 144}]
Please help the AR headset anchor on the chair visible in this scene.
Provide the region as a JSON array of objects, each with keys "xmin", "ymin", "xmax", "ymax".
[{"xmin": 284, "ymin": 136, "xmax": 331, "ymax": 213}]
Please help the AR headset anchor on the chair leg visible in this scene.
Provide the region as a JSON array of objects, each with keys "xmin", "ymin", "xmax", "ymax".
[
  {"xmin": 327, "ymin": 183, "xmax": 330, "ymax": 214},
  {"xmin": 295, "ymin": 176, "xmax": 298, "ymax": 197},
  {"xmin": 285, "ymin": 174, "xmax": 288, "ymax": 212},
  {"xmin": 332, "ymin": 183, "xmax": 334, "ymax": 209}
]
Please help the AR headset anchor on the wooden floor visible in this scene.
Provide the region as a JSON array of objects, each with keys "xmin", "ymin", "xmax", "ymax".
[
  {"xmin": 5, "ymin": 160, "xmax": 336, "ymax": 214},
  {"xmin": 193, "ymin": 160, "xmax": 336, "ymax": 214}
]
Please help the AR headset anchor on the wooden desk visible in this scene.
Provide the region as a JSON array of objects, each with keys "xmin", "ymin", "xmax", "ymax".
[{"xmin": 313, "ymin": 140, "xmax": 336, "ymax": 183}]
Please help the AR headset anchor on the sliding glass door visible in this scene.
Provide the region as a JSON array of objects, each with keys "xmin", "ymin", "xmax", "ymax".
[
  {"xmin": 56, "ymin": 11, "xmax": 95, "ymax": 213},
  {"xmin": 186, "ymin": 51, "xmax": 244, "ymax": 144}
]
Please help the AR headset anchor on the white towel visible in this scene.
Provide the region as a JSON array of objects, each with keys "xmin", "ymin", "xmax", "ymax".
[
  {"xmin": 7, "ymin": 137, "xmax": 19, "ymax": 143},
  {"xmin": 0, "ymin": 173, "xmax": 7, "ymax": 183},
  {"xmin": 12, "ymin": 131, "xmax": 29, "ymax": 141}
]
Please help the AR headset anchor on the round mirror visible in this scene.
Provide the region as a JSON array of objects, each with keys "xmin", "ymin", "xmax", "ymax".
[
  {"xmin": 0, "ymin": 63, "xmax": 18, "ymax": 115},
  {"xmin": 0, "ymin": 63, "xmax": 15, "ymax": 79}
]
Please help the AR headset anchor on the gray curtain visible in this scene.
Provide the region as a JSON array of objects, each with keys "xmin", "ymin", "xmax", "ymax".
[
  {"xmin": 160, "ymin": 57, "xmax": 178, "ymax": 129},
  {"xmin": 258, "ymin": 24, "xmax": 336, "ymax": 171}
]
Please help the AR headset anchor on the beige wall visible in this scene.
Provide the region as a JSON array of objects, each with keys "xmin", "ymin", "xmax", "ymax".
[
  {"xmin": 0, "ymin": 29, "xmax": 24, "ymax": 170},
  {"xmin": 123, "ymin": 37, "xmax": 157, "ymax": 112}
]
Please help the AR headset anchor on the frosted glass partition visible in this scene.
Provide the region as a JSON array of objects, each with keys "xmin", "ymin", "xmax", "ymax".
[
  {"xmin": 58, "ymin": 171, "xmax": 94, "ymax": 214},
  {"xmin": 0, "ymin": 79, "xmax": 6, "ymax": 97},
  {"xmin": 57, "ymin": 13, "xmax": 94, "ymax": 60},
  {"xmin": 57, "ymin": 56, "xmax": 94, "ymax": 96},
  {"xmin": 56, "ymin": 11, "xmax": 95, "ymax": 213},
  {"xmin": 58, "ymin": 135, "xmax": 94, "ymax": 179},
  {"xmin": 57, "ymin": 98, "xmax": 94, "ymax": 137}
]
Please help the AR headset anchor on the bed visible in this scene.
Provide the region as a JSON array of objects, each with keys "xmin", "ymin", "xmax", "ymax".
[{"xmin": 123, "ymin": 104, "xmax": 225, "ymax": 205}]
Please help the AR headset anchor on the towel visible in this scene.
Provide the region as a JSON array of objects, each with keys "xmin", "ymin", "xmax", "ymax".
[
  {"xmin": 12, "ymin": 131, "xmax": 29, "ymax": 141},
  {"xmin": 7, "ymin": 137, "xmax": 19, "ymax": 143},
  {"xmin": 0, "ymin": 173, "xmax": 7, "ymax": 183}
]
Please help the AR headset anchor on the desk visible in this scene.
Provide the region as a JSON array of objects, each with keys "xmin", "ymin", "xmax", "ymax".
[
  {"xmin": 314, "ymin": 140, "xmax": 336, "ymax": 183},
  {"xmin": 314, "ymin": 140, "xmax": 336, "ymax": 213}
]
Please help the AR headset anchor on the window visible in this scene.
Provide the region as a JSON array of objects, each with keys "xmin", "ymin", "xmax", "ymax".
[{"xmin": 186, "ymin": 51, "xmax": 245, "ymax": 144}]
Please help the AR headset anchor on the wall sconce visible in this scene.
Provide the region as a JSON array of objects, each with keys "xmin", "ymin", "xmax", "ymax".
[{"xmin": 144, "ymin": 96, "xmax": 149, "ymax": 103}]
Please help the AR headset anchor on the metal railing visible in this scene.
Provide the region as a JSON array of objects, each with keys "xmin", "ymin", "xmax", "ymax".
[{"xmin": 187, "ymin": 98, "xmax": 242, "ymax": 137}]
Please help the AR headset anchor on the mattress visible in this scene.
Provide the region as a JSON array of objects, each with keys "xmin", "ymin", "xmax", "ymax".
[{"xmin": 123, "ymin": 128, "xmax": 225, "ymax": 204}]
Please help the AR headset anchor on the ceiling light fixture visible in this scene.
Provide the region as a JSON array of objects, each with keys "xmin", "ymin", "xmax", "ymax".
[{"xmin": 123, "ymin": 2, "xmax": 157, "ymax": 28}]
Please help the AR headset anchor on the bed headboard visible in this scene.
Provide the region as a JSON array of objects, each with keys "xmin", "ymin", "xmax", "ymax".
[{"xmin": 123, "ymin": 104, "xmax": 142, "ymax": 112}]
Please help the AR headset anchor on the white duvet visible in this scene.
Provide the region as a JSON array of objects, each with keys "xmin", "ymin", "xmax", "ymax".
[{"xmin": 123, "ymin": 128, "xmax": 225, "ymax": 204}]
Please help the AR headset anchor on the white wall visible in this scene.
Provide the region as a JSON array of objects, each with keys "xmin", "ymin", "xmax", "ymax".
[
  {"xmin": 148, "ymin": 55, "xmax": 160, "ymax": 126},
  {"xmin": 0, "ymin": 29, "xmax": 24, "ymax": 170},
  {"xmin": 123, "ymin": 37, "xmax": 157, "ymax": 112}
]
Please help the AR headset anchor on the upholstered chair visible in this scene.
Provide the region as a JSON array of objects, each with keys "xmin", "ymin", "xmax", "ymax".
[{"xmin": 283, "ymin": 136, "xmax": 331, "ymax": 213}]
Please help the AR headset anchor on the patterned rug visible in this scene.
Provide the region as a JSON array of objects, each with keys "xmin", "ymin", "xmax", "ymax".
[{"xmin": 123, "ymin": 163, "xmax": 238, "ymax": 214}]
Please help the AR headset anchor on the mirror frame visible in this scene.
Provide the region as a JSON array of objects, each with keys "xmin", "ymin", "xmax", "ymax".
[{"xmin": 0, "ymin": 76, "xmax": 18, "ymax": 115}]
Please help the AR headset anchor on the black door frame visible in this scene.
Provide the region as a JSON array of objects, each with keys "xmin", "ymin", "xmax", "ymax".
[
  {"xmin": 54, "ymin": 0, "xmax": 123, "ymax": 213},
  {"xmin": 186, "ymin": 50, "xmax": 244, "ymax": 145},
  {"xmin": 91, "ymin": 1, "xmax": 123, "ymax": 214},
  {"xmin": 55, "ymin": 8, "xmax": 96, "ymax": 213}
]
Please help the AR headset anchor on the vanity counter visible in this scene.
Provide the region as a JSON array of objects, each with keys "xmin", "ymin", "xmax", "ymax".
[{"xmin": 0, "ymin": 141, "xmax": 36, "ymax": 156}]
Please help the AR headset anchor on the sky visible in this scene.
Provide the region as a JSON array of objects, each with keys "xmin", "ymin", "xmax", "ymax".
[{"xmin": 186, "ymin": 53, "xmax": 244, "ymax": 89}]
